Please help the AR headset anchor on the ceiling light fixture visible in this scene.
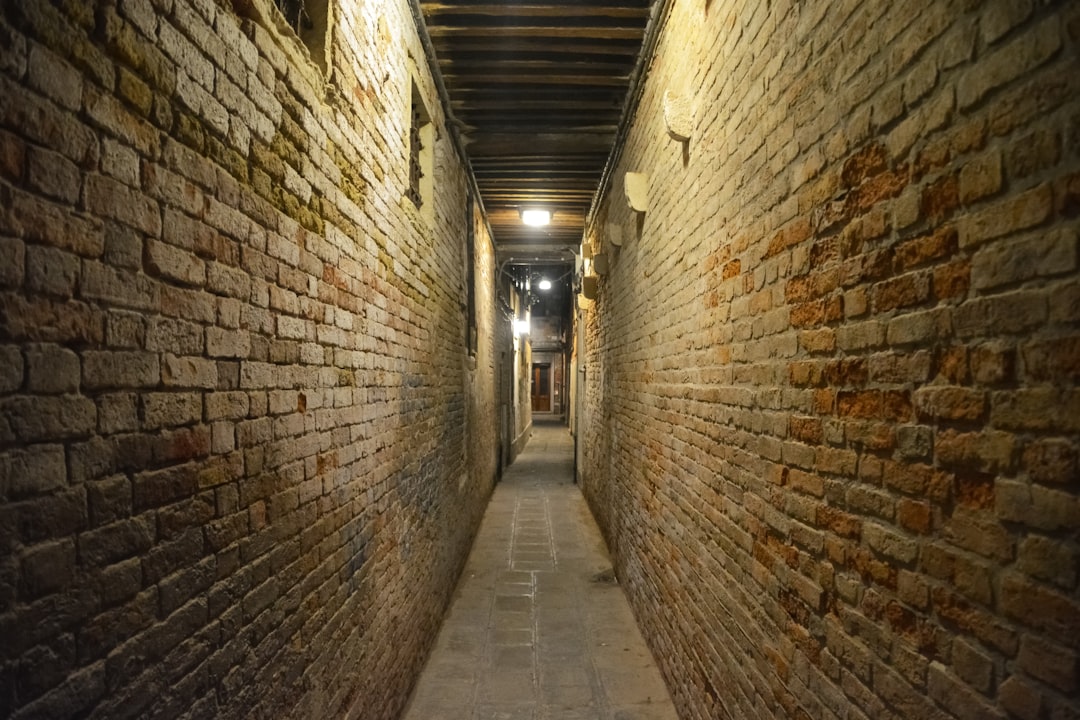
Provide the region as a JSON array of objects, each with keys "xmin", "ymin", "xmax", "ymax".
[{"xmin": 520, "ymin": 209, "xmax": 551, "ymax": 227}]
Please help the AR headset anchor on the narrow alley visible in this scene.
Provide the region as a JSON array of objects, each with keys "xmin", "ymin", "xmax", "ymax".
[{"xmin": 403, "ymin": 416, "xmax": 677, "ymax": 720}]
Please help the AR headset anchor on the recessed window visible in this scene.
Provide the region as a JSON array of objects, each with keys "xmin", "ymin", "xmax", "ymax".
[
  {"xmin": 272, "ymin": 0, "xmax": 330, "ymax": 75},
  {"xmin": 407, "ymin": 80, "xmax": 434, "ymax": 221}
]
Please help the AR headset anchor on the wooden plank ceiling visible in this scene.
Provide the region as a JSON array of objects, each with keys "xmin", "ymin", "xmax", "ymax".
[{"xmin": 420, "ymin": 0, "xmax": 652, "ymax": 262}]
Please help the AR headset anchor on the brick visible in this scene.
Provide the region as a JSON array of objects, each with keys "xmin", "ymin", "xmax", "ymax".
[
  {"xmin": 102, "ymin": 221, "xmax": 143, "ymax": 270},
  {"xmin": 927, "ymin": 661, "xmax": 1005, "ymax": 720},
  {"xmin": 205, "ymin": 391, "xmax": 248, "ymax": 421},
  {"xmin": 954, "ymin": 291, "xmax": 1047, "ymax": 337},
  {"xmin": 80, "ymin": 262, "xmax": 160, "ymax": 312},
  {"xmin": 998, "ymin": 674, "xmax": 1042, "ymax": 720},
  {"xmin": 0, "ymin": 295, "xmax": 104, "ymax": 345},
  {"xmin": 951, "ymin": 637, "xmax": 994, "ymax": 695},
  {"xmin": 1021, "ymin": 334, "xmax": 1080, "ymax": 382},
  {"xmin": 913, "ymin": 386, "xmax": 985, "ymax": 421},
  {"xmin": 82, "ymin": 350, "xmax": 159, "ymax": 390},
  {"xmin": 0, "ymin": 443, "xmax": 67, "ymax": 499},
  {"xmin": 935, "ymin": 429, "xmax": 1015, "ymax": 474},
  {"xmin": 161, "ymin": 353, "xmax": 218, "ymax": 389},
  {"xmin": 1006, "ymin": 127, "xmax": 1061, "ymax": 181},
  {"xmin": 84, "ymin": 174, "xmax": 162, "ymax": 238},
  {"xmin": 1017, "ymin": 534, "xmax": 1078, "ymax": 589},
  {"xmin": 991, "ymin": 387, "xmax": 1080, "ymax": 432},
  {"xmin": 996, "ymin": 479, "xmax": 1080, "ymax": 531},
  {"xmin": 1001, "ymin": 572, "xmax": 1080, "ymax": 640},
  {"xmin": 144, "ymin": 239, "xmax": 206, "ymax": 287},
  {"xmin": 6, "ymin": 187, "xmax": 106, "ymax": 258},
  {"xmin": 96, "ymin": 395, "xmax": 138, "ymax": 433},
  {"xmin": 146, "ymin": 317, "xmax": 204, "ymax": 355},
  {"xmin": 958, "ymin": 151, "xmax": 1002, "ymax": 205},
  {"xmin": 958, "ymin": 183, "xmax": 1053, "ymax": 249},
  {"xmin": 20, "ymin": 538, "xmax": 76, "ymax": 599},
  {"xmin": 1, "ymin": 395, "xmax": 96, "ymax": 442},
  {"xmin": 893, "ymin": 226, "xmax": 957, "ymax": 270},
  {"xmin": 78, "ymin": 514, "xmax": 156, "ymax": 567},
  {"xmin": 26, "ymin": 42, "xmax": 82, "ymax": 112},
  {"xmin": 133, "ymin": 463, "xmax": 199, "ymax": 512},
  {"xmin": 1020, "ymin": 437, "xmax": 1076, "ymax": 485},
  {"xmin": 25, "ymin": 343, "xmax": 80, "ymax": 394},
  {"xmin": 971, "ymin": 229, "xmax": 1076, "ymax": 291},
  {"xmin": 970, "ymin": 342, "xmax": 1014, "ymax": 385},
  {"xmin": 207, "ymin": 262, "xmax": 250, "ymax": 299},
  {"xmin": 27, "ymin": 145, "xmax": 81, "ymax": 205},
  {"xmin": 886, "ymin": 309, "xmax": 949, "ymax": 346},
  {"xmin": 0, "ymin": 344, "xmax": 24, "ymax": 393},
  {"xmin": 206, "ymin": 327, "xmax": 251, "ymax": 359},
  {"xmin": 0, "ymin": 74, "xmax": 97, "ymax": 167},
  {"xmin": 0, "ymin": 236, "xmax": 26, "ymax": 288},
  {"xmin": 981, "ymin": 0, "xmax": 1035, "ymax": 45},
  {"xmin": 863, "ymin": 522, "xmax": 917, "ymax": 564},
  {"xmin": 958, "ymin": 14, "xmax": 1061, "ymax": 110},
  {"xmin": 1017, "ymin": 635, "xmax": 1078, "ymax": 692},
  {"xmin": 141, "ymin": 392, "xmax": 202, "ymax": 430},
  {"xmin": 25, "ymin": 245, "xmax": 80, "ymax": 298},
  {"xmin": 104, "ymin": 311, "xmax": 146, "ymax": 350}
]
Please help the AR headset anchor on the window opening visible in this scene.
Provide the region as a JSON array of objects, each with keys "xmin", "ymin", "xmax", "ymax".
[
  {"xmin": 272, "ymin": 0, "xmax": 329, "ymax": 75},
  {"xmin": 408, "ymin": 101, "xmax": 424, "ymax": 208},
  {"xmin": 407, "ymin": 80, "xmax": 435, "ymax": 224}
]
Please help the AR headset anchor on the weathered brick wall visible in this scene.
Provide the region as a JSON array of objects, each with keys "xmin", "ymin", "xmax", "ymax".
[
  {"xmin": 0, "ymin": 0, "xmax": 499, "ymax": 717},
  {"xmin": 581, "ymin": 1, "xmax": 1080, "ymax": 719}
]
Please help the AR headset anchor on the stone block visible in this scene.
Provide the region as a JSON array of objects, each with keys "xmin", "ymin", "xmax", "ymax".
[
  {"xmin": 26, "ymin": 245, "xmax": 80, "ymax": 298},
  {"xmin": 82, "ymin": 350, "xmax": 159, "ymax": 390},
  {"xmin": 206, "ymin": 327, "xmax": 250, "ymax": 359},
  {"xmin": 25, "ymin": 343, "xmax": 81, "ymax": 394},
  {"xmin": 161, "ymin": 353, "xmax": 218, "ymax": 389},
  {"xmin": 144, "ymin": 239, "xmax": 206, "ymax": 287}
]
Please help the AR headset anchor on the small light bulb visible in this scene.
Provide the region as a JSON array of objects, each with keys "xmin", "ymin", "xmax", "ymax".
[{"xmin": 538, "ymin": 279, "xmax": 552, "ymax": 290}]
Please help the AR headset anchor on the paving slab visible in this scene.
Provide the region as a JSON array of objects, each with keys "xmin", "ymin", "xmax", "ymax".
[{"xmin": 402, "ymin": 417, "xmax": 679, "ymax": 720}]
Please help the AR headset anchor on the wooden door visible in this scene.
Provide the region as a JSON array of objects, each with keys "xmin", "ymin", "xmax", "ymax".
[{"xmin": 531, "ymin": 364, "xmax": 551, "ymax": 412}]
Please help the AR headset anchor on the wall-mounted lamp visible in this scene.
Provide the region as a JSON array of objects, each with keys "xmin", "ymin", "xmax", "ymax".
[
  {"xmin": 513, "ymin": 319, "xmax": 531, "ymax": 336},
  {"xmin": 521, "ymin": 209, "xmax": 551, "ymax": 227},
  {"xmin": 538, "ymin": 279, "xmax": 552, "ymax": 290}
]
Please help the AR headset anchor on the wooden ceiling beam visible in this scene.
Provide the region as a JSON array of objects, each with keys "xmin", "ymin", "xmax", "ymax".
[
  {"xmin": 427, "ymin": 25, "xmax": 644, "ymax": 40},
  {"xmin": 422, "ymin": 4, "xmax": 649, "ymax": 18},
  {"xmin": 444, "ymin": 74, "xmax": 629, "ymax": 87},
  {"xmin": 467, "ymin": 132, "xmax": 614, "ymax": 155},
  {"xmin": 441, "ymin": 58, "xmax": 632, "ymax": 73},
  {"xmin": 451, "ymin": 99, "xmax": 618, "ymax": 111}
]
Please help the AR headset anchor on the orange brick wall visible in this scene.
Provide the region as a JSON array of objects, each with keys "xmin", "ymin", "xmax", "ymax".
[{"xmin": 581, "ymin": 2, "xmax": 1080, "ymax": 718}]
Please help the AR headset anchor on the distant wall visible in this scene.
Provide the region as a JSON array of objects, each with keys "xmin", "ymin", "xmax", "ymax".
[
  {"xmin": 581, "ymin": 1, "xmax": 1080, "ymax": 719},
  {"xmin": 0, "ymin": 0, "xmax": 498, "ymax": 717}
]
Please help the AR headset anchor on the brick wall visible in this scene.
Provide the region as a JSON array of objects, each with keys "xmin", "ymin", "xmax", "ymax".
[
  {"xmin": 0, "ymin": 0, "xmax": 499, "ymax": 717},
  {"xmin": 580, "ymin": 1, "xmax": 1080, "ymax": 719}
]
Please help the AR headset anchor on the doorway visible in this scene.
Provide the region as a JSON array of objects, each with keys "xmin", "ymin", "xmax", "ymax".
[{"xmin": 531, "ymin": 363, "xmax": 551, "ymax": 412}]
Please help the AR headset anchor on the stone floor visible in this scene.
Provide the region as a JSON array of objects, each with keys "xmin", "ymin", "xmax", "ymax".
[{"xmin": 401, "ymin": 416, "xmax": 679, "ymax": 720}]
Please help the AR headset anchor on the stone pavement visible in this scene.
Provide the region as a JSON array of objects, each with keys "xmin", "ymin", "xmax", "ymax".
[{"xmin": 401, "ymin": 416, "xmax": 679, "ymax": 720}]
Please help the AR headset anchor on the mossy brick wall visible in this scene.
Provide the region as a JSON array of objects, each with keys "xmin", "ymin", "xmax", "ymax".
[
  {"xmin": 581, "ymin": 1, "xmax": 1080, "ymax": 719},
  {"xmin": 0, "ymin": 0, "xmax": 500, "ymax": 717}
]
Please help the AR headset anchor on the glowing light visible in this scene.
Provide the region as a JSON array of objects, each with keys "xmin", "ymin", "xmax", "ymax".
[
  {"xmin": 513, "ymin": 319, "xmax": 531, "ymax": 336},
  {"xmin": 538, "ymin": 279, "xmax": 552, "ymax": 290},
  {"xmin": 521, "ymin": 209, "xmax": 551, "ymax": 226}
]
